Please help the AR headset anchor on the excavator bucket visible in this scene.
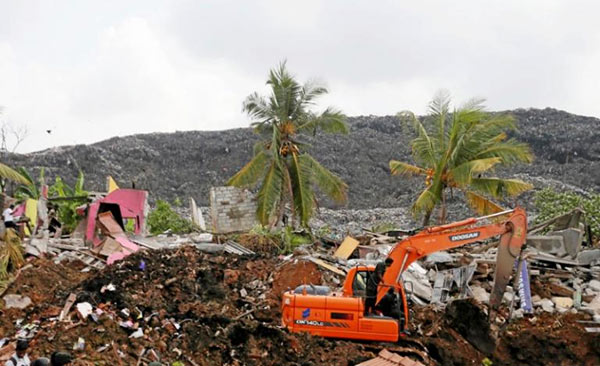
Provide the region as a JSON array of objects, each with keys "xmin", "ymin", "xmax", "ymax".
[{"xmin": 489, "ymin": 211, "xmax": 527, "ymax": 320}]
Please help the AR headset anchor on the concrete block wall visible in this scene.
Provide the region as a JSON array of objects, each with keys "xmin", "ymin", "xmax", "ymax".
[{"xmin": 209, "ymin": 186, "xmax": 258, "ymax": 233}]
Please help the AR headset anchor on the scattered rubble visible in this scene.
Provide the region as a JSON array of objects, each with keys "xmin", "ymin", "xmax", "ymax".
[{"xmin": 1, "ymin": 184, "xmax": 599, "ymax": 365}]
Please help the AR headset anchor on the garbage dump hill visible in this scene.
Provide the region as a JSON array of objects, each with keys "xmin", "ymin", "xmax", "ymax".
[{"xmin": 4, "ymin": 107, "xmax": 599, "ymax": 208}]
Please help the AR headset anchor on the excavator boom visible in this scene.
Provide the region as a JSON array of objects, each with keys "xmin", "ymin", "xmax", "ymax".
[{"xmin": 376, "ymin": 208, "xmax": 527, "ymax": 309}]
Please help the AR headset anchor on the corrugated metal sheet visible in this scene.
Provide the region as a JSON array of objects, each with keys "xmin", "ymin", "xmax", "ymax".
[
  {"xmin": 356, "ymin": 349, "xmax": 425, "ymax": 366},
  {"xmin": 224, "ymin": 241, "xmax": 255, "ymax": 256}
]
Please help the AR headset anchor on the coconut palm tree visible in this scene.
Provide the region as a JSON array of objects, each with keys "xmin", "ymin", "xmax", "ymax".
[
  {"xmin": 228, "ymin": 62, "xmax": 348, "ymax": 227},
  {"xmin": 390, "ymin": 91, "xmax": 533, "ymax": 225}
]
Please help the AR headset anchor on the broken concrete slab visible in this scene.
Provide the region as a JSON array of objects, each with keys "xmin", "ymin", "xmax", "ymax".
[
  {"xmin": 29, "ymin": 237, "xmax": 48, "ymax": 254},
  {"xmin": 526, "ymin": 235, "xmax": 566, "ymax": 257},
  {"xmin": 552, "ymin": 296, "xmax": 574, "ymax": 309},
  {"xmin": 424, "ymin": 251, "xmax": 453, "ymax": 264},
  {"xmin": 471, "ymin": 286, "xmax": 490, "ymax": 303},
  {"xmin": 538, "ymin": 298, "xmax": 555, "ymax": 312},
  {"xmin": 577, "ymin": 249, "xmax": 600, "ymax": 266},
  {"xmin": 404, "ymin": 263, "xmax": 434, "ymax": 302},
  {"xmin": 190, "ymin": 197, "xmax": 206, "ymax": 231},
  {"xmin": 190, "ymin": 233, "xmax": 214, "ymax": 243},
  {"xmin": 195, "ymin": 243, "xmax": 225, "ymax": 253},
  {"xmin": 2, "ymin": 294, "xmax": 32, "ymax": 309},
  {"xmin": 549, "ymin": 228, "xmax": 583, "ymax": 258},
  {"xmin": 588, "ymin": 280, "xmax": 600, "ymax": 293}
]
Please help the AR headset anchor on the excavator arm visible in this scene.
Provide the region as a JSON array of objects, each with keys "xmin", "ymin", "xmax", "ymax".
[{"xmin": 376, "ymin": 207, "xmax": 527, "ymax": 321}]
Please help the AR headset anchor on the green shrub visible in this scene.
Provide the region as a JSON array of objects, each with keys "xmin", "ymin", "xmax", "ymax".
[
  {"xmin": 48, "ymin": 172, "xmax": 88, "ymax": 234},
  {"xmin": 246, "ymin": 225, "xmax": 313, "ymax": 254},
  {"xmin": 534, "ymin": 188, "xmax": 600, "ymax": 239},
  {"xmin": 147, "ymin": 200, "xmax": 194, "ymax": 235}
]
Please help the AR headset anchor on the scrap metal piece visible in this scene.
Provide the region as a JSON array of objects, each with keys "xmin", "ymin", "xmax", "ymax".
[
  {"xmin": 432, "ymin": 264, "xmax": 476, "ymax": 304},
  {"xmin": 224, "ymin": 241, "xmax": 255, "ymax": 256}
]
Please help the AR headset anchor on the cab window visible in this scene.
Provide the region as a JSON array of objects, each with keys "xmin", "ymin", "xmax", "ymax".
[{"xmin": 352, "ymin": 270, "xmax": 368, "ymax": 297}]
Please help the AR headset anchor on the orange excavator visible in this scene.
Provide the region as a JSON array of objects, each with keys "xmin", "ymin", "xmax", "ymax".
[{"xmin": 281, "ymin": 207, "xmax": 527, "ymax": 342}]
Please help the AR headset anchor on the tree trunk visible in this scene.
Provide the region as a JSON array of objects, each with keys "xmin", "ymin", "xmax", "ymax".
[
  {"xmin": 439, "ymin": 189, "xmax": 447, "ymax": 224},
  {"xmin": 422, "ymin": 210, "xmax": 432, "ymax": 227}
]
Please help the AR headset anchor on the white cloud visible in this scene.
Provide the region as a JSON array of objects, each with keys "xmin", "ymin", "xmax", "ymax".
[{"xmin": 0, "ymin": 1, "xmax": 599, "ymax": 152}]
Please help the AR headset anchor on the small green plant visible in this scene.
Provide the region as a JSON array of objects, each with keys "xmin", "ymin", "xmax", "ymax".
[
  {"xmin": 481, "ymin": 358, "xmax": 493, "ymax": 366},
  {"xmin": 315, "ymin": 224, "xmax": 332, "ymax": 238},
  {"xmin": 534, "ymin": 188, "xmax": 600, "ymax": 240},
  {"xmin": 173, "ymin": 197, "xmax": 182, "ymax": 207},
  {"xmin": 246, "ymin": 225, "xmax": 312, "ymax": 254},
  {"xmin": 124, "ymin": 219, "xmax": 136, "ymax": 233},
  {"xmin": 369, "ymin": 222, "xmax": 397, "ymax": 234},
  {"xmin": 147, "ymin": 200, "xmax": 194, "ymax": 235},
  {"xmin": 280, "ymin": 226, "xmax": 313, "ymax": 254}
]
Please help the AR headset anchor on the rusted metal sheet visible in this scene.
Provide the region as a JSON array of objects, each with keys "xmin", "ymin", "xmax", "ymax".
[{"xmin": 356, "ymin": 349, "xmax": 425, "ymax": 366}]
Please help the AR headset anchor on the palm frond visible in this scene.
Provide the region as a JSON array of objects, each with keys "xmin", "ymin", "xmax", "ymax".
[
  {"xmin": 301, "ymin": 154, "xmax": 347, "ymax": 204},
  {"xmin": 291, "ymin": 80, "xmax": 328, "ymax": 120},
  {"xmin": 298, "ymin": 107, "xmax": 348, "ymax": 135},
  {"xmin": 409, "ymin": 117, "xmax": 437, "ymax": 168},
  {"xmin": 227, "ymin": 150, "xmax": 270, "ymax": 188},
  {"xmin": 244, "ymin": 92, "xmax": 274, "ymax": 124},
  {"xmin": 449, "ymin": 157, "xmax": 502, "ymax": 186},
  {"xmin": 256, "ymin": 162, "xmax": 283, "ymax": 226},
  {"xmin": 470, "ymin": 177, "xmax": 533, "ymax": 199},
  {"xmin": 0, "ymin": 162, "xmax": 30, "ymax": 185},
  {"xmin": 289, "ymin": 153, "xmax": 314, "ymax": 227},
  {"xmin": 465, "ymin": 191, "xmax": 505, "ymax": 215},
  {"xmin": 0, "ymin": 229, "xmax": 24, "ymax": 279},
  {"xmin": 474, "ymin": 139, "xmax": 533, "ymax": 164},
  {"xmin": 412, "ymin": 187, "xmax": 438, "ymax": 218},
  {"xmin": 428, "ymin": 90, "xmax": 451, "ymax": 152},
  {"xmin": 15, "ymin": 167, "xmax": 39, "ymax": 200},
  {"xmin": 268, "ymin": 61, "xmax": 302, "ymax": 124},
  {"xmin": 389, "ymin": 160, "xmax": 427, "ymax": 177}
]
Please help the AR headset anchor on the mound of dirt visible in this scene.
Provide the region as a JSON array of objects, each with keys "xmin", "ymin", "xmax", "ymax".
[
  {"xmin": 410, "ymin": 300, "xmax": 600, "ymax": 366},
  {"xmin": 2, "ymin": 246, "xmax": 599, "ymax": 366},
  {"xmin": 0, "ymin": 257, "xmax": 92, "ymax": 337}
]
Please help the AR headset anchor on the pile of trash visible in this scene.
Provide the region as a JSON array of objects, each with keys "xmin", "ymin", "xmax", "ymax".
[{"xmin": 1, "ymin": 238, "xmax": 599, "ymax": 365}]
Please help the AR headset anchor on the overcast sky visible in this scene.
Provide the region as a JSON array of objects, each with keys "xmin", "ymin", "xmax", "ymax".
[{"xmin": 0, "ymin": 1, "xmax": 598, "ymax": 153}]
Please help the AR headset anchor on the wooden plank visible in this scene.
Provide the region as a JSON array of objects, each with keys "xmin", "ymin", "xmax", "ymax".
[
  {"xmin": 97, "ymin": 211, "xmax": 125, "ymax": 235},
  {"xmin": 308, "ymin": 257, "xmax": 346, "ymax": 276},
  {"xmin": 333, "ymin": 236, "xmax": 359, "ymax": 260},
  {"xmin": 59, "ymin": 293, "xmax": 77, "ymax": 321}
]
